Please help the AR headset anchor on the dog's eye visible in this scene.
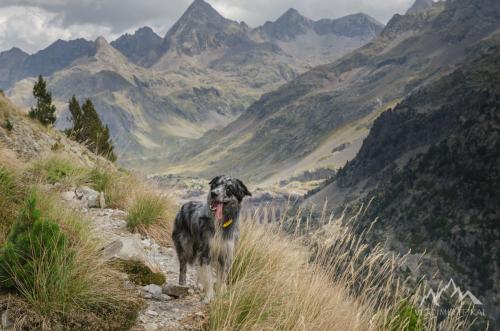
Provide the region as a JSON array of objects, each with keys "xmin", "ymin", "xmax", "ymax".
[{"xmin": 226, "ymin": 187, "xmax": 232, "ymax": 196}]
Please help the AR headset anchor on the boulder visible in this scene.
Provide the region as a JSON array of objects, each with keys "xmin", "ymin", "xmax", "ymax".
[
  {"xmin": 75, "ymin": 186, "xmax": 101, "ymax": 208},
  {"xmin": 143, "ymin": 284, "xmax": 162, "ymax": 296},
  {"xmin": 102, "ymin": 236, "xmax": 147, "ymax": 262},
  {"xmin": 162, "ymin": 283, "xmax": 190, "ymax": 298}
]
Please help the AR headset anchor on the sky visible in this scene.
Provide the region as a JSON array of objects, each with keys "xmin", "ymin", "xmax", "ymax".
[{"xmin": 0, "ymin": 0, "xmax": 416, "ymax": 54}]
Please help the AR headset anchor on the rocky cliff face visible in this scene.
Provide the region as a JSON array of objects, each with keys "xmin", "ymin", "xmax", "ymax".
[
  {"xmin": 309, "ymin": 42, "xmax": 500, "ymax": 326},
  {"xmin": 110, "ymin": 27, "xmax": 162, "ymax": 66},
  {"xmin": 406, "ymin": 0, "xmax": 435, "ymax": 14}
]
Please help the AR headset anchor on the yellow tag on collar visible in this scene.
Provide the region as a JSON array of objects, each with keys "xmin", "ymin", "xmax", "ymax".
[{"xmin": 223, "ymin": 219, "xmax": 233, "ymax": 228}]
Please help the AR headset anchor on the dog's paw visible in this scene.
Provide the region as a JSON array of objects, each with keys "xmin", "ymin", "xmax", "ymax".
[{"xmin": 201, "ymin": 290, "xmax": 214, "ymax": 304}]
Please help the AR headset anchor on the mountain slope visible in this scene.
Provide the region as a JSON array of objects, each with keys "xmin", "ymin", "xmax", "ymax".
[
  {"xmin": 0, "ymin": 48, "xmax": 29, "ymax": 90},
  {"xmin": 159, "ymin": 0, "xmax": 500, "ymax": 183},
  {"xmin": 309, "ymin": 43, "xmax": 500, "ymax": 325},
  {"xmin": 110, "ymin": 27, "xmax": 162, "ymax": 66}
]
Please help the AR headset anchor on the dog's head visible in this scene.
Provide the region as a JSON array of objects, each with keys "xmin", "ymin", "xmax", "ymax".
[{"xmin": 207, "ymin": 175, "xmax": 251, "ymax": 221}]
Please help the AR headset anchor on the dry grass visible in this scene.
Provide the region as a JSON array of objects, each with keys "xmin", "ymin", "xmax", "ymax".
[{"xmin": 207, "ymin": 203, "xmax": 473, "ymax": 331}]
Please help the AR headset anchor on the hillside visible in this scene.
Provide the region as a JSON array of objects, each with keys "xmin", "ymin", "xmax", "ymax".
[
  {"xmin": 2, "ymin": 0, "xmax": 382, "ymax": 164},
  {"xmin": 308, "ymin": 43, "xmax": 500, "ymax": 325},
  {"xmin": 1, "ymin": 93, "xmax": 475, "ymax": 330}
]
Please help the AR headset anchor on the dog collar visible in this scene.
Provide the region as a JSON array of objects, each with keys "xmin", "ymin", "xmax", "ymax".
[{"xmin": 222, "ymin": 219, "xmax": 233, "ymax": 228}]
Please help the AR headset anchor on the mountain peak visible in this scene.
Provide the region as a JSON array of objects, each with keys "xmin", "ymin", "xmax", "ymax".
[
  {"xmin": 181, "ymin": 0, "xmax": 225, "ymax": 23},
  {"xmin": 1, "ymin": 47, "xmax": 28, "ymax": 57},
  {"xmin": 158, "ymin": 0, "xmax": 248, "ymax": 57},
  {"xmin": 406, "ymin": 0, "xmax": 435, "ymax": 14},
  {"xmin": 95, "ymin": 36, "xmax": 109, "ymax": 48},
  {"xmin": 260, "ymin": 8, "xmax": 312, "ymax": 40}
]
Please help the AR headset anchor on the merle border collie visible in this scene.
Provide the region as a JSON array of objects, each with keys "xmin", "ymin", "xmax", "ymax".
[{"xmin": 172, "ymin": 175, "xmax": 251, "ymax": 302}]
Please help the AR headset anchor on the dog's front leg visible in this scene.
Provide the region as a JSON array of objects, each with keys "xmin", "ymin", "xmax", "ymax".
[
  {"xmin": 198, "ymin": 263, "xmax": 213, "ymax": 303},
  {"xmin": 198, "ymin": 247, "xmax": 214, "ymax": 303}
]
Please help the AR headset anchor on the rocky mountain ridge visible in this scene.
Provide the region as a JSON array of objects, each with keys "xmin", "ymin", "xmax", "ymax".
[{"xmin": 2, "ymin": 0, "xmax": 383, "ymax": 164}]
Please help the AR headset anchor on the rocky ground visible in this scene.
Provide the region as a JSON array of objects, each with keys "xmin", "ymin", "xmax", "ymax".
[{"xmin": 60, "ymin": 187, "xmax": 207, "ymax": 331}]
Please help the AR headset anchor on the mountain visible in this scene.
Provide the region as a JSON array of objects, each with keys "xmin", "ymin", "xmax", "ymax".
[
  {"xmin": 308, "ymin": 43, "xmax": 500, "ymax": 325},
  {"xmin": 0, "ymin": 48, "xmax": 28, "ymax": 90},
  {"xmin": 4, "ymin": 0, "xmax": 383, "ymax": 163},
  {"xmin": 110, "ymin": 27, "xmax": 162, "ymax": 66},
  {"xmin": 255, "ymin": 11, "xmax": 383, "ymax": 66},
  {"xmin": 259, "ymin": 8, "xmax": 314, "ymax": 41},
  {"xmin": 406, "ymin": 0, "xmax": 435, "ymax": 14},
  {"xmin": 0, "ymin": 39, "xmax": 95, "ymax": 90},
  {"xmin": 158, "ymin": 0, "xmax": 500, "ymax": 184}
]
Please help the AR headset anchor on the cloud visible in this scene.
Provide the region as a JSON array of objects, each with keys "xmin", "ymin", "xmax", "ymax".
[{"xmin": 0, "ymin": 0, "xmax": 415, "ymax": 53}]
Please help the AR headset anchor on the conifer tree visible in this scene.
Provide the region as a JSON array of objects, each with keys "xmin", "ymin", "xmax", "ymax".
[
  {"xmin": 29, "ymin": 75, "xmax": 56, "ymax": 125},
  {"xmin": 66, "ymin": 97, "xmax": 116, "ymax": 161},
  {"xmin": 67, "ymin": 95, "xmax": 84, "ymax": 141}
]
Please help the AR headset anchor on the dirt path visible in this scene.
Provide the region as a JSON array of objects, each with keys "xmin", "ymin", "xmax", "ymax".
[{"xmin": 79, "ymin": 206, "xmax": 206, "ymax": 331}]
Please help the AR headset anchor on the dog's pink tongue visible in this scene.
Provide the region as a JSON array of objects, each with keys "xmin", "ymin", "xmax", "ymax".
[{"xmin": 215, "ymin": 202, "xmax": 223, "ymax": 221}]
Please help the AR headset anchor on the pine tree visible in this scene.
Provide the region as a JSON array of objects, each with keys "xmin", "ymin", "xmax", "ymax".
[
  {"xmin": 29, "ymin": 75, "xmax": 56, "ymax": 125},
  {"xmin": 66, "ymin": 95, "xmax": 84, "ymax": 141},
  {"xmin": 66, "ymin": 97, "xmax": 116, "ymax": 161}
]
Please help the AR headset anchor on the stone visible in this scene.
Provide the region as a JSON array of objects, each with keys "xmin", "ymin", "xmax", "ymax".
[
  {"xmin": 143, "ymin": 284, "xmax": 162, "ymax": 296},
  {"xmin": 143, "ymin": 323, "xmax": 158, "ymax": 331},
  {"xmin": 145, "ymin": 310, "xmax": 158, "ymax": 316},
  {"xmin": 162, "ymin": 284, "xmax": 190, "ymax": 298},
  {"xmin": 2, "ymin": 309, "xmax": 13, "ymax": 330},
  {"xmin": 102, "ymin": 237, "xmax": 147, "ymax": 262},
  {"xmin": 99, "ymin": 192, "xmax": 106, "ymax": 209},
  {"xmin": 61, "ymin": 191, "xmax": 76, "ymax": 201},
  {"xmin": 75, "ymin": 186, "xmax": 100, "ymax": 208}
]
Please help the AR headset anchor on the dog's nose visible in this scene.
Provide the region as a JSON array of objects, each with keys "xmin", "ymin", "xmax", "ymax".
[{"xmin": 211, "ymin": 191, "xmax": 217, "ymax": 199}]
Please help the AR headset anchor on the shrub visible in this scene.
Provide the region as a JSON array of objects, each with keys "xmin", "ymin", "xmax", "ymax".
[{"xmin": 126, "ymin": 193, "xmax": 167, "ymax": 230}]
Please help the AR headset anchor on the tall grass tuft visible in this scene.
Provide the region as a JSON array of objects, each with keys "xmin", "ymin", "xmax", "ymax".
[{"xmin": 126, "ymin": 193, "xmax": 169, "ymax": 229}]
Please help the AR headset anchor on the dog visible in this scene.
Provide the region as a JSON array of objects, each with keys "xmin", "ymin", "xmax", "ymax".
[{"xmin": 172, "ymin": 175, "xmax": 251, "ymax": 302}]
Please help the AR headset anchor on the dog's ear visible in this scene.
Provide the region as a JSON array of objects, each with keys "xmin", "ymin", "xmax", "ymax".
[
  {"xmin": 209, "ymin": 176, "xmax": 221, "ymax": 186},
  {"xmin": 234, "ymin": 179, "xmax": 251, "ymax": 201}
]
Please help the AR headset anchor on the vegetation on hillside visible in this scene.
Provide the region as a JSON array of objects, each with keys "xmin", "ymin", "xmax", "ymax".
[
  {"xmin": 0, "ymin": 158, "xmax": 142, "ymax": 330},
  {"xmin": 207, "ymin": 209, "xmax": 472, "ymax": 330}
]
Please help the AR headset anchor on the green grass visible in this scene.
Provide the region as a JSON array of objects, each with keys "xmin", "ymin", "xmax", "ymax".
[
  {"xmin": 88, "ymin": 168, "xmax": 127, "ymax": 208},
  {"xmin": 30, "ymin": 156, "xmax": 88, "ymax": 186},
  {"xmin": 126, "ymin": 193, "xmax": 167, "ymax": 230},
  {"xmin": 0, "ymin": 166, "xmax": 24, "ymax": 243}
]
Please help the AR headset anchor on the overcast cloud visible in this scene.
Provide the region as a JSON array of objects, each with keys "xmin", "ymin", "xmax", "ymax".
[{"xmin": 0, "ymin": 0, "xmax": 415, "ymax": 53}]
